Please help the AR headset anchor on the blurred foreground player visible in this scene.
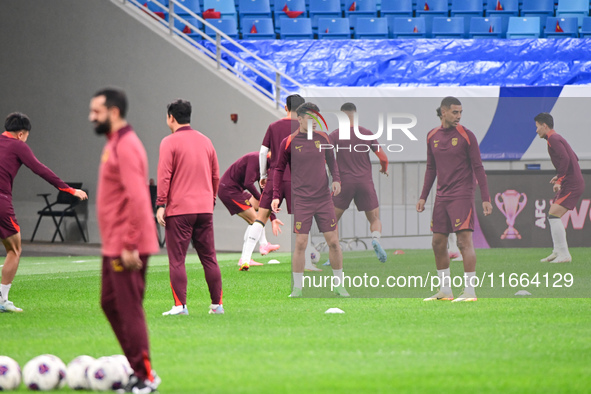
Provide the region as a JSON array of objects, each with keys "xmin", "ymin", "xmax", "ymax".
[
  {"xmin": 157, "ymin": 99, "xmax": 223, "ymax": 315},
  {"xmin": 0, "ymin": 112, "xmax": 87, "ymax": 313},
  {"xmin": 535, "ymin": 113, "xmax": 584, "ymax": 263},
  {"xmin": 417, "ymin": 97, "xmax": 492, "ymax": 302},
  {"xmin": 272, "ymin": 102, "xmax": 348, "ymax": 297},
  {"xmin": 218, "ymin": 152, "xmax": 283, "ymax": 267},
  {"xmin": 90, "ymin": 87, "xmax": 160, "ymax": 393},
  {"xmin": 238, "ymin": 94, "xmax": 305, "ymax": 271},
  {"xmin": 329, "ymin": 102, "xmax": 389, "ymax": 263}
]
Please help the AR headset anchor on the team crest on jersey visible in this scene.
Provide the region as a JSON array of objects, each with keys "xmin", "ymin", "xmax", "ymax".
[
  {"xmin": 101, "ymin": 149, "xmax": 110, "ymax": 163},
  {"xmin": 111, "ymin": 258, "xmax": 124, "ymax": 272},
  {"xmin": 433, "ymin": 140, "xmax": 439, "ymax": 148},
  {"xmin": 315, "ymin": 140, "xmax": 321, "ymax": 149},
  {"xmin": 245, "ymin": 200, "xmax": 251, "ymax": 206},
  {"xmin": 295, "ymin": 222, "xmax": 302, "ymax": 230},
  {"xmin": 452, "ymin": 138, "xmax": 458, "ymax": 146}
]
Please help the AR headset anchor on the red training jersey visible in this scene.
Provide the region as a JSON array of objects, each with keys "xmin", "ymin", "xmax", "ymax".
[
  {"xmin": 261, "ymin": 118, "xmax": 299, "ymax": 181},
  {"xmin": 544, "ymin": 129, "xmax": 584, "ymax": 189},
  {"xmin": 420, "ymin": 125, "xmax": 490, "ymax": 202},
  {"xmin": 97, "ymin": 125, "xmax": 159, "ymax": 256},
  {"xmin": 157, "ymin": 126, "xmax": 219, "ymax": 216},
  {"xmin": 0, "ymin": 132, "xmax": 75, "ymax": 199},
  {"xmin": 329, "ymin": 126, "xmax": 388, "ymax": 182},
  {"xmin": 274, "ymin": 130, "xmax": 341, "ymax": 200}
]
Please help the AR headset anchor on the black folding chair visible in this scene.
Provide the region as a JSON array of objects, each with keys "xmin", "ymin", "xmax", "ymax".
[
  {"xmin": 150, "ymin": 184, "xmax": 166, "ymax": 248},
  {"xmin": 30, "ymin": 182, "xmax": 88, "ymax": 243}
]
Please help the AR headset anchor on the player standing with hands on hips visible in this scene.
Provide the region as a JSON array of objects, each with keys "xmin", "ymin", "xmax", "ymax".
[{"xmin": 417, "ymin": 97, "xmax": 492, "ymax": 302}]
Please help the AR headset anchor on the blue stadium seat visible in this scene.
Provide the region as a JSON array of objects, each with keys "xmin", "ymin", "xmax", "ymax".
[
  {"xmin": 241, "ymin": 17, "xmax": 276, "ymax": 38},
  {"xmin": 506, "ymin": 16, "xmax": 541, "ymax": 38},
  {"xmin": 344, "ymin": 0, "xmax": 378, "ymax": 29},
  {"xmin": 391, "ymin": 16, "xmax": 427, "ymax": 38},
  {"xmin": 205, "ymin": 17, "xmax": 239, "ymax": 38},
  {"xmin": 280, "ymin": 17, "xmax": 314, "ymax": 38},
  {"xmin": 380, "ymin": 0, "xmax": 414, "ymax": 18},
  {"xmin": 310, "ymin": 0, "xmax": 343, "ymax": 29},
  {"xmin": 274, "ymin": 0, "xmax": 307, "ymax": 33},
  {"xmin": 521, "ymin": 0, "xmax": 555, "ymax": 34},
  {"xmin": 485, "ymin": 0, "xmax": 519, "ymax": 35},
  {"xmin": 544, "ymin": 16, "xmax": 579, "ymax": 37},
  {"xmin": 204, "ymin": 0, "xmax": 238, "ymax": 19},
  {"xmin": 581, "ymin": 16, "xmax": 591, "ymax": 36},
  {"xmin": 354, "ymin": 16, "xmax": 389, "ymax": 38},
  {"xmin": 432, "ymin": 16, "xmax": 465, "ymax": 37},
  {"xmin": 415, "ymin": 0, "xmax": 450, "ymax": 37},
  {"xmin": 146, "ymin": 0, "xmax": 168, "ymax": 13},
  {"xmin": 239, "ymin": 0, "xmax": 272, "ymax": 18},
  {"xmin": 174, "ymin": 15, "xmax": 203, "ymax": 35},
  {"xmin": 556, "ymin": 0, "xmax": 589, "ymax": 27},
  {"xmin": 451, "ymin": 0, "xmax": 484, "ymax": 36},
  {"xmin": 175, "ymin": 0, "xmax": 201, "ymax": 15},
  {"xmin": 318, "ymin": 17, "xmax": 352, "ymax": 38},
  {"xmin": 469, "ymin": 16, "xmax": 503, "ymax": 37}
]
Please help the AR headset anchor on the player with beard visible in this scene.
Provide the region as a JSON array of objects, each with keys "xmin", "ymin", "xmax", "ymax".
[{"xmin": 90, "ymin": 87, "xmax": 160, "ymax": 393}]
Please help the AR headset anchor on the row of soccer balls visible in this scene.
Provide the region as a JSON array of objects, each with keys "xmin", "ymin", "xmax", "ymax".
[{"xmin": 0, "ymin": 354, "xmax": 132, "ymax": 391}]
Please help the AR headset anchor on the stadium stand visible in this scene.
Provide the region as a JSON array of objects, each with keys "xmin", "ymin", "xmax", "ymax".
[
  {"xmin": 391, "ymin": 16, "xmax": 427, "ymax": 38},
  {"xmin": 239, "ymin": 0, "xmax": 272, "ymax": 19},
  {"xmin": 203, "ymin": 0, "xmax": 238, "ymax": 19},
  {"xmin": 432, "ymin": 16, "xmax": 465, "ymax": 37},
  {"xmin": 544, "ymin": 16, "xmax": 579, "ymax": 37},
  {"xmin": 556, "ymin": 0, "xmax": 590, "ymax": 27},
  {"xmin": 318, "ymin": 17, "xmax": 351, "ymax": 39},
  {"xmin": 137, "ymin": 0, "xmax": 591, "ymax": 39},
  {"xmin": 241, "ymin": 17, "xmax": 276, "ymax": 38},
  {"xmin": 309, "ymin": 0, "xmax": 342, "ymax": 30},
  {"xmin": 343, "ymin": 0, "xmax": 378, "ymax": 29},
  {"xmin": 451, "ymin": 0, "xmax": 485, "ymax": 36},
  {"xmin": 380, "ymin": 0, "xmax": 414, "ymax": 18},
  {"xmin": 205, "ymin": 17, "xmax": 239, "ymax": 37},
  {"xmin": 506, "ymin": 16, "xmax": 541, "ymax": 38},
  {"xmin": 280, "ymin": 17, "xmax": 313, "ymax": 38},
  {"xmin": 415, "ymin": 0, "xmax": 450, "ymax": 37},
  {"xmin": 469, "ymin": 16, "xmax": 504, "ymax": 38},
  {"xmin": 581, "ymin": 16, "xmax": 591, "ymax": 36},
  {"xmin": 354, "ymin": 16, "xmax": 388, "ymax": 38}
]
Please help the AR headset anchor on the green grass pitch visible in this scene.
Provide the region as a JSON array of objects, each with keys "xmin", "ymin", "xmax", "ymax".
[{"xmin": 2, "ymin": 248, "xmax": 591, "ymax": 393}]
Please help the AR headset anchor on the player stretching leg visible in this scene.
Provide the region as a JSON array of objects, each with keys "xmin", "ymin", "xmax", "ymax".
[
  {"xmin": 417, "ymin": 97, "xmax": 492, "ymax": 302},
  {"xmin": 0, "ymin": 113, "xmax": 87, "ymax": 313},
  {"xmin": 238, "ymin": 95, "xmax": 305, "ymax": 271},
  {"xmin": 218, "ymin": 152, "xmax": 283, "ymax": 269},
  {"xmin": 272, "ymin": 102, "xmax": 348, "ymax": 298},
  {"xmin": 535, "ymin": 113, "xmax": 584, "ymax": 263}
]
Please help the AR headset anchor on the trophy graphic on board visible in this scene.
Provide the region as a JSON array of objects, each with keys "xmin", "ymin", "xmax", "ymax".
[{"xmin": 495, "ymin": 190, "xmax": 527, "ymax": 240}]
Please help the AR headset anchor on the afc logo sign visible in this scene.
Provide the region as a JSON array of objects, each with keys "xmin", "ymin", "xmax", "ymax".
[{"xmin": 535, "ymin": 199, "xmax": 591, "ymax": 230}]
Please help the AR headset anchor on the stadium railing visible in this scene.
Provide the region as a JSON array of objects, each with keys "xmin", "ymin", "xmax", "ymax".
[{"xmin": 118, "ymin": 0, "xmax": 303, "ymax": 109}]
